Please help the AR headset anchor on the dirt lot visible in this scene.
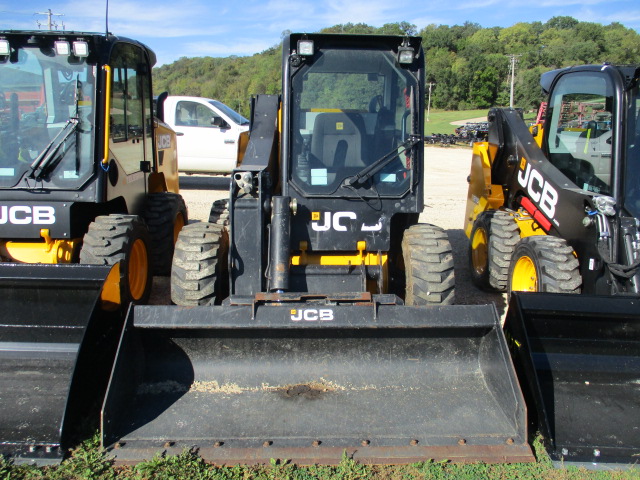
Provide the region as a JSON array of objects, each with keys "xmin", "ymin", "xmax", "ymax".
[{"xmin": 153, "ymin": 146, "xmax": 507, "ymax": 316}]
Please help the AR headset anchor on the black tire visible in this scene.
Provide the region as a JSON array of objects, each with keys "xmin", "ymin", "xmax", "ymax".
[
  {"xmin": 171, "ymin": 222, "xmax": 229, "ymax": 306},
  {"xmin": 401, "ymin": 223, "xmax": 455, "ymax": 305},
  {"xmin": 208, "ymin": 199, "xmax": 230, "ymax": 227},
  {"xmin": 80, "ymin": 214, "xmax": 152, "ymax": 305},
  {"xmin": 469, "ymin": 210, "xmax": 519, "ymax": 291},
  {"xmin": 144, "ymin": 192, "xmax": 188, "ymax": 276},
  {"xmin": 508, "ymin": 236, "xmax": 582, "ymax": 294}
]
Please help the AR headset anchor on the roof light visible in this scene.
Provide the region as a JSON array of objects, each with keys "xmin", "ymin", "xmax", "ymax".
[
  {"xmin": 297, "ymin": 39, "xmax": 314, "ymax": 56},
  {"xmin": 0, "ymin": 39, "xmax": 9, "ymax": 56},
  {"xmin": 73, "ymin": 41, "xmax": 89, "ymax": 57},
  {"xmin": 397, "ymin": 45, "xmax": 414, "ymax": 64},
  {"xmin": 54, "ymin": 41, "xmax": 70, "ymax": 56}
]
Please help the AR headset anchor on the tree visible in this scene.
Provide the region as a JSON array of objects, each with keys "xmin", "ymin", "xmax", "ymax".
[
  {"xmin": 545, "ymin": 16, "xmax": 579, "ymax": 30},
  {"xmin": 153, "ymin": 20, "xmax": 640, "ymax": 114}
]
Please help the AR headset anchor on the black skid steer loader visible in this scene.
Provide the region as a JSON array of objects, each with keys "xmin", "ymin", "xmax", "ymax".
[
  {"xmin": 101, "ymin": 33, "xmax": 532, "ymax": 465},
  {"xmin": 0, "ymin": 31, "xmax": 186, "ymax": 464},
  {"xmin": 465, "ymin": 64, "xmax": 640, "ymax": 466}
]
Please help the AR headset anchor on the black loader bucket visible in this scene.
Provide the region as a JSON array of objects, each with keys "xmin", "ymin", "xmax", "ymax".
[
  {"xmin": 0, "ymin": 264, "xmax": 117, "ymax": 464},
  {"xmin": 505, "ymin": 292, "xmax": 640, "ymax": 468},
  {"xmin": 102, "ymin": 301, "xmax": 533, "ymax": 464}
]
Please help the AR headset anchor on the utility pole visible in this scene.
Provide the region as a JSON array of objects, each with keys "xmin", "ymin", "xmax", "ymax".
[
  {"xmin": 506, "ymin": 54, "xmax": 521, "ymax": 109},
  {"xmin": 35, "ymin": 9, "xmax": 64, "ymax": 30},
  {"xmin": 426, "ymin": 82, "xmax": 435, "ymax": 122}
]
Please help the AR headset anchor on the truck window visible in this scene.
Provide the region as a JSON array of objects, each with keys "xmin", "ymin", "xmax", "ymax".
[{"xmin": 175, "ymin": 101, "xmax": 221, "ymax": 127}]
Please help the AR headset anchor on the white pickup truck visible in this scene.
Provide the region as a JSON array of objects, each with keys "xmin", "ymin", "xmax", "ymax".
[{"xmin": 157, "ymin": 95, "xmax": 249, "ymax": 174}]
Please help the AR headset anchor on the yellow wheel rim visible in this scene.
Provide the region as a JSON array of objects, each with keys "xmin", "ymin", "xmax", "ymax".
[
  {"xmin": 511, "ymin": 255, "xmax": 537, "ymax": 292},
  {"xmin": 471, "ymin": 227, "xmax": 488, "ymax": 277},
  {"xmin": 128, "ymin": 238, "xmax": 148, "ymax": 300},
  {"xmin": 173, "ymin": 212, "xmax": 185, "ymax": 244}
]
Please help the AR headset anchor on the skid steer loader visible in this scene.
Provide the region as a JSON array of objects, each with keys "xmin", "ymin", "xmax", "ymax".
[
  {"xmin": 0, "ymin": 31, "xmax": 186, "ymax": 464},
  {"xmin": 101, "ymin": 33, "xmax": 532, "ymax": 465},
  {"xmin": 465, "ymin": 64, "xmax": 640, "ymax": 466}
]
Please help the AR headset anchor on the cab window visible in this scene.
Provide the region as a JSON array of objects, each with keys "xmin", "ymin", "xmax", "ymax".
[
  {"xmin": 546, "ymin": 72, "xmax": 613, "ymax": 194},
  {"xmin": 109, "ymin": 43, "xmax": 151, "ymax": 174}
]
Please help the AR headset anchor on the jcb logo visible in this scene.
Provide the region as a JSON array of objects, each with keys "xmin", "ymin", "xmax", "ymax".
[
  {"xmin": 157, "ymin": 134, "xmax": 172, "ymax": 149},
  {"xmin": 0, "ymin": 206, "xmax": 55, "ymax": 225},
  {"xmin": 311, "ymin": 211, "xmax": 382, "ymax": 232},
  {"xmin": 517, "ymin": 160, "xmax": 558, "ymax": 219},
  {"xmin": 290, "ymin": 309, "xmax": 334, "ymax": 322}
]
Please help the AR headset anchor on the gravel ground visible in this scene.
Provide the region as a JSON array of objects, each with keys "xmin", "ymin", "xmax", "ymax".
[{"xmin": 151, "ymin": 146, "xmax": 507, "ymax": 315}]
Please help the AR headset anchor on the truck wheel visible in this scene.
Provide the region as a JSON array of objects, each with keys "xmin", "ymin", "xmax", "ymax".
[
  {"xmin": 80, "ymin": 214, "xmax": 152, "ymax": 305},
  {"xmin": 509, "ymin": 236, "xmax": 582, "ymax": 294},
  {"xmin": 469, "ymin": 210, "xmax": 519, "ymax": 291},
  {"xmin": 144, "ymin": 192, "xmax": 188, "ymax": 276},
  {"xmin": 208, "ymin": 199, "xmax": 230, "ymax": 226},
  {"xmin": 171, "ymin": 222, "xmax": 229, "ymax": 306},
  {"xmin": 401, "ymin": 223, "xmax": 455, "ymax": 305}
]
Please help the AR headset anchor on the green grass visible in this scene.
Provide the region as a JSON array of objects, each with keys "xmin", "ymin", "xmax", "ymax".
[
  {"xmin": 424, "ymin": 109, "xmax": 489, "ymax": 135},
  {"xmin": 2, "ymin": 434, "xmax": 638, "ymax": 480},
  {"xmin": 424, "ymin": 108, "xmax": 538, "ymax": 135}
]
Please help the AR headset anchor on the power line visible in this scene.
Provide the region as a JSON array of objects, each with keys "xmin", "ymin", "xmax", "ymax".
[
  {"xmin": 34, "ymin": 8, "xmax": 64, "ymax": 30},
  {"xmin": 426, "ymin": 82, "xmax": 435, "ymax": 122},
  {"xmin": 505, "ymin": 54, "xmax": 522, "ymax": 109}
]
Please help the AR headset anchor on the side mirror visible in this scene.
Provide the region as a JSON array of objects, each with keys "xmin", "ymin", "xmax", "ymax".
[{"xmin": 212, "ymin": 116, "xmax": 229, "ymax": 129}]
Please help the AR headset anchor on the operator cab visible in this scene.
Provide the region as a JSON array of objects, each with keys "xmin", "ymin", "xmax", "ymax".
[{"xmin": 286, "ymin": 35, "xmax": 422, "ymax": 198}]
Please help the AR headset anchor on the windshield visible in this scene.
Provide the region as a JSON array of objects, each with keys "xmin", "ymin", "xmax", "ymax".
[
  {"xmin": 209, "ymin": 100, "xmax": 249, "ymax": 125},
  {"xmin": 625, "ymin": 82, "xmax": 640, "ymax": 218},
  {"xmin": 0, "ymin": 43, "xmax": 96, "ymax": 189},
  {"xmin": 290, "ymin": 48, "xmax": 417, "ymax": 196}
]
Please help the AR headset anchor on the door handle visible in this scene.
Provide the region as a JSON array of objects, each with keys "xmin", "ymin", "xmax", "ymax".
[{"xmin": 175, "ymin": 132, "xmax": 185, "ymax": 136}]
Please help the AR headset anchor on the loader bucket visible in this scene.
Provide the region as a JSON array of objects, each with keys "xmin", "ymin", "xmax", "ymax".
[
  {"xmin": 504, "ymin": 292, "xmax": 640, "ymax": 467},
  {"xmin": 0, "ymin": 263, "xmax": 118, "ymax": 465},
  {"xmin": 102, "ymin": 302, "xmax": 533, "ymax": 464}
]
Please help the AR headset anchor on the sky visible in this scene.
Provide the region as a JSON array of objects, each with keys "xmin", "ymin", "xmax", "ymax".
[{"xmin": 1, "ymin": 0, "xmax": 639, "ymax": 66}]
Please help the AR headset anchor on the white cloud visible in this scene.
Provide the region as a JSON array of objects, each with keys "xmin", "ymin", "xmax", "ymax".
[{"xmin": 54, "ymin": 0, "xmax": 217, "ymax": 37}]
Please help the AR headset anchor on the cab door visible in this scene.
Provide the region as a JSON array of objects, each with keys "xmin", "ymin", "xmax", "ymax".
[{"xmin": 106, "ymin": 42, "xmax": 153, "ymax": 214}]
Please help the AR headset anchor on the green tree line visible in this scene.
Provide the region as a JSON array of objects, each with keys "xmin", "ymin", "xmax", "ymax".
[{"xmin": 153, "ymin": 17, "xmax": 640, "ymax": 117}]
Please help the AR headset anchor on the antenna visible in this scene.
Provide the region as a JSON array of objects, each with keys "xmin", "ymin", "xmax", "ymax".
[{"xmin": 105, "ymin": 0, "xmax": 109, "ymax": 36}]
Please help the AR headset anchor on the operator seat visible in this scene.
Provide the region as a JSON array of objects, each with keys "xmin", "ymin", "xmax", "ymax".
[{"xmin": 310, "ymin": 113, "xmax": 367, "ymax": 169}]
